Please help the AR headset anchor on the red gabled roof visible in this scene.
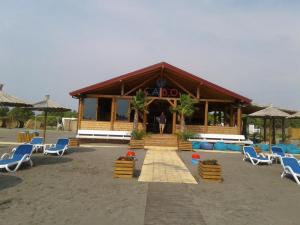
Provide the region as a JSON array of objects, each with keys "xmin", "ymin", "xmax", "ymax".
[{"xmin": 70, "ymin": 62, "xmax": 252, "ymax": 104}]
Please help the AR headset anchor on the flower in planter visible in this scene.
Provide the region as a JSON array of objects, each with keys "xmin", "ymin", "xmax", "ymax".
[{"xmin": 201, "ymin": 159, "xmax": 218, "ymax": 165}]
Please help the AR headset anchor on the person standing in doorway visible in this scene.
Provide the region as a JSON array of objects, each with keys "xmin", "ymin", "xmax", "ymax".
[{"xmin": 159, "ymin": 112, "xmax": 166, "ymax": 135}]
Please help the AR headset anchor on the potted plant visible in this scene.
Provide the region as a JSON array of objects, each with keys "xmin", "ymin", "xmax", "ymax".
[
  {"xmin": 114, "ymin": 156, "xmax": 135, "ymax": 178},
  {"xmin": 177, "ymin": 130, "xmax": 195, "ymax": 151},
  {"xmin": 199, "ymin": 159, "xmax": 223, "ymax": 182},
  {"xmin": 130, "ymin": 130, "xmax": 146, "ymax": 149}
]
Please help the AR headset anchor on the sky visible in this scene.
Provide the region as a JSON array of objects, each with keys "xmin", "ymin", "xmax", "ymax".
[{"xmin": 1, "ymin": 0, "xmax": 300, "ymax": 111}]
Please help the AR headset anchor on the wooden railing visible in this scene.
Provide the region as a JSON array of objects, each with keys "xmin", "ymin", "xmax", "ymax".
[
  {"xmin": 80, "ymin": 120, "xmax": 142, "ymax": 131},
  {"xmin": 176, "ymin": 125, "xmax": 240, "ymax": 135}
]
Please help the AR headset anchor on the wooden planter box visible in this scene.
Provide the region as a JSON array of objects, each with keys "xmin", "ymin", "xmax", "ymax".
[
  {"xmin": 178, "ymin": 141, "xmax": 193, "ymax": 151},
  {"xmin": 114, "ymin": 159, "xmax": 135, "ymax": 178},
  {"xmin": 199, "ymin": 161, "xmax": 222, "ymax": 182},
  {"xmin": 130, "ymin": 139, "xmax": 144, "ymax": 149},
  {"xmin": 68, "ymin": 138, "xmax": 80, "ymax": 148}
]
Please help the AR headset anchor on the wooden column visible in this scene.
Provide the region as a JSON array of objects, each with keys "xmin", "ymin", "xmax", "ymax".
[
  {"xmin": 229, "ymin": 107, "xmax": 233, "ymax": 126},
  {"xmin": 263, "ymin": 118, "xmax": 267, "ymax": 142},
  {"xmin": 172, "ymin": 100, "xmax": 177, "ymax": 134},
  {"xmin": 269, "ymin": 118, "xmax": 272, "ymax": 152},
  {"xmin": 77, "ymin": 98, "xmax": 83, "ymax": 130},
  {"xmin": 237, "ymin": 107, "xmax": 241, "ymax": 133},
  {"xmin": 272, "ymin": 118, "xmax": 276, "ymax": 144},
  {"xmin": 282, "ymin": 118, "xmax": 286, "ymax": 143},
  {"xmin": 143, "ymin": 109, "xmax": 147, "ymax": 131},
  {"xmin": 110, "ymin": 98, "xmax": 116, "ymax": 130},
  {"xmin": 204, "ymin": 100, "xmax": 208, "ymax": 133}
]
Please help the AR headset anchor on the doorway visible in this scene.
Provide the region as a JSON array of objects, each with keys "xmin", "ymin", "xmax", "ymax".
[{"xmin": 147, "ymin": 100, "xmax": 173, "ymax": 134}]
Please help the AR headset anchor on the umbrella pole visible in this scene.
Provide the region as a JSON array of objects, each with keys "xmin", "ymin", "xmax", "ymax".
[
  {"xmin": 269, "ymin": 118, "xmax": 272, "ymax": 153},
  {"xmin": 43, "ymin": 111, "xmax": 47, "ymax": 143}
]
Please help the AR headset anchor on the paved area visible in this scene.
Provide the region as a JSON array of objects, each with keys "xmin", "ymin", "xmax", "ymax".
[
  {"xmin": 138, "ymin": 150, "xmax": 197, "ymax": 184},
  {"xmin": 144, "ymin": 183, "xmax": 206, "ymax": 225}
]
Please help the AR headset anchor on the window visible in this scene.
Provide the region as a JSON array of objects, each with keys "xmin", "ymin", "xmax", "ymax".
[
  {"xmin": 98, "ymin": 98, "xmax": 112, "ymax": 121},
  {"xmin": 83, "ymin": 98, "xmax": 97, "ymax": 120},
  {"xmin": 116, "ymin": 99, "xmax": 129, "ymax": 121}
]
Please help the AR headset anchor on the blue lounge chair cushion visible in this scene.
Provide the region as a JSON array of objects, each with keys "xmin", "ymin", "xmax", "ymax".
[
  {"xmin": 214, "ymin": 142, "xmax": 227, "ymax": 151},
  {"xmin": 192, "ymin": 142, "xmax": 201, "ymax": 149},
  {"xmin": 200, "ymin": 142, "xmax": 213, "ymax": 150},
  {"xmin": 227, "ymin": 144, "xmax": 242, "ymax": 151},
  {"xmin": 286, "ymin": 148, "xmax": 300, "ymax": 154}
]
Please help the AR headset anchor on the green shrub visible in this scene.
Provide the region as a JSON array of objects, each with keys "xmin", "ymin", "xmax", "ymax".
[
  {"xmin": 177, "ymin": 130, "xmax": 195, "ymax": 141},
  {"xmin": 131, "ymin": 130, "xmax": 146, "ymax": 140}
]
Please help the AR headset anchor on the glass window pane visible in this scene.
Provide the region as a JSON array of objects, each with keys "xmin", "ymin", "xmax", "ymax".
[
  {"xmin": 116, "ymin": 99, "xmax": 129, "ymax": 121},
  {"xmin": 98, "ymin": 98, "xmax": 112, "ymax": 121},
  {"xmin": 83, "ymin": 98, "xmax": 97, "ymax": 120}
]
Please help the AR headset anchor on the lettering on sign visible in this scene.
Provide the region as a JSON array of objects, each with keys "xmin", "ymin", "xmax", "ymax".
[{"xmin": 144, "ymin": 88, "xmax": 179, "ymax": 97}]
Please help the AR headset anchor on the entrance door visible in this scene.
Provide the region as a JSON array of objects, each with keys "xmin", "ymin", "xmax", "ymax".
[{"xmin": 147, "ymin": 100, "xmax": 172, "ymax": 134}]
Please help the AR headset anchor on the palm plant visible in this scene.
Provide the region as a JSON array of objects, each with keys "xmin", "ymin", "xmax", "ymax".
[
  {"xmin": 131, "ymin": 90, "xmax": 148, "ymax": 131},
  {"xmin": 172, "ymin": 94, "xmax": 197, "ymax": 132}
]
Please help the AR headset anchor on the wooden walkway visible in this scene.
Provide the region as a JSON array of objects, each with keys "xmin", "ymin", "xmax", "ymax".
[{"xmin": 138, "ymin": 149, "xmax": 197, "ymax": 184}]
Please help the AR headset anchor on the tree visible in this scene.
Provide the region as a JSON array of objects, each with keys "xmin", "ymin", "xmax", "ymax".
[
  {"xmin": 172, "ymin": 94, "xmax": 197, "ymax": 132},
  {"xmin": 131, "ymin": 90, "xmax": 148, "ymax": 131},
  {"xmin": 0, "ymin": 107, "xmax": 9, "ymax": 117},
  {"xmin": 7, "ymin": 108, "xmax": 34, "ymax": 122}
]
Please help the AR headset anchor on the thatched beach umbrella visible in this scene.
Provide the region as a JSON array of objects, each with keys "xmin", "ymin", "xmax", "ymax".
[
  {"xmin": 0, "ymin": 84, "xmax": 32, "ymax": 107},
  {"xmin": 288, "ymin": 111, "xmax": 300, "ymax": 119},
  {"xmin": 249, "ymin": 106, "xmax": 290, "ymax": 152},
  {"xmin": 31, "ymin": 95, "xmax": 70, "ymax": 143}
]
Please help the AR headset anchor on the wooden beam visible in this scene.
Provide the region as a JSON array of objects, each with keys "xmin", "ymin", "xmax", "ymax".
[
  {"xmin": 145, "ymin": 98, "xmax": 155, "ymax": 106},
  {"xmin": 86, "ymin": 94, "xmax": 234, "ymax": 103},
  {"xmin": 124, "ymin": 75, "xmax": 158, "ymax": 96},
  {"xmin": 172, "ymin": 100, "xmax": 177, "ymax": 134},
  {"xmin": 164, "ymin": 75, "xmax": 197, "ymax": 99},
  {"xmin": 87, "ymin": 94, "xmax": 132, "ymax": 99},
  {"xmin": 167, "ymin": 99, "xmax": 175, "ymax": 108},
  {"xmin": 199, "ymin": 99, "xmax": 234, "ymax": 103},
  {"xmin": 110, "ymin": 98, "xmax": 116, "ymax": 130},
  {"xmin": 204, "ymin": 100, "xmax": 208, "ymax": 133}
]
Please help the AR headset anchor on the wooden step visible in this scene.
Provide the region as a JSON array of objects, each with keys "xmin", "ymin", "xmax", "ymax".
[{"xmin": 144, "ymin": 134, "xmax": 178, "ymax": 147}]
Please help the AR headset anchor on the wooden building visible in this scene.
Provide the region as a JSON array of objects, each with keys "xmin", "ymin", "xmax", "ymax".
[{"xmin": 70, "ymin": 62, "xmax": 252, "ymax": 138}]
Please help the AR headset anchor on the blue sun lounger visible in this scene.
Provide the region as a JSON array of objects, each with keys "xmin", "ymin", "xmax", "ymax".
[
  {"xmin": 44, "ymin": 138, "xmax": 69, "ymax": 156},
  {"xmin": 0, "ymin": 144, "xmax": 33, "ymax": 172},
  {"xmin": 271, "ymin": 146, "xmax": 294, "ymax": 161},
  {"xmin": 280, "ymin": 157, "xmax": 300, "ymax": 185},
  {"xmin": 27, "ymin": 137, "xmax": 44, "ymax": 152},
  {"xmin": 243, "ymin": 146, "xmax": 272, "ymax": 165}
]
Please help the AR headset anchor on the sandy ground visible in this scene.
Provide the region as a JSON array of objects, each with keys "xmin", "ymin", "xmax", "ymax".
[{"xmin": 1, "ymin": 129, "xmax": 300, "ymax": 225}]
